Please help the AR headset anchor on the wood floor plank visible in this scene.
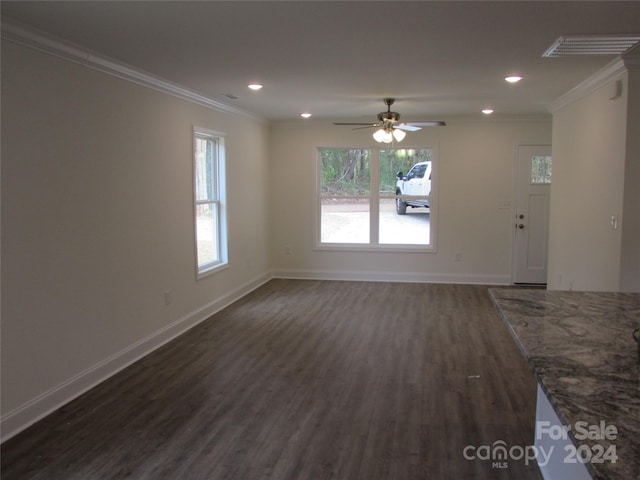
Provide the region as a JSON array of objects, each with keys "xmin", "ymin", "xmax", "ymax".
[{"xmin": 2, "ymin": 280, "xmax": 542, "ymax": 479}]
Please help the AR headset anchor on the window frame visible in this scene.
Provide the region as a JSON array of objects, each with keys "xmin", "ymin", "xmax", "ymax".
[
  {"xmin": 193, "ymin": 126, "xmax": 228, "ymax": 279},
  {"xmin": 315, "ymin": 145, "xmax": 438, "ymax": 253}
]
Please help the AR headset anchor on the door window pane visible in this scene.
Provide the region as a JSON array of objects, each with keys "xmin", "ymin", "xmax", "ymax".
[{"xmin": 531, "ymin": 156, "xmax": 552, "ymax": 184}]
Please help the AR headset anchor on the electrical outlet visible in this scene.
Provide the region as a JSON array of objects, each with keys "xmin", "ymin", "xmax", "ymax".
[
  {"xmin": 164, "ymin": 290, "xmax": 172, "ymax": 306},
  {"xmin": 455, "ymin": 252, "xmax": 462, "ymax": 262},
  {"xmin": 498, "ymin": 200, "xmax": 511, "ymax": 209}
]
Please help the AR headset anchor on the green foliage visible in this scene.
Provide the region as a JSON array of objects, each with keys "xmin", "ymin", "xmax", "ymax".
[{"xmin": 320, "ymin": 149, "xmax": 370, "ymax": 195}]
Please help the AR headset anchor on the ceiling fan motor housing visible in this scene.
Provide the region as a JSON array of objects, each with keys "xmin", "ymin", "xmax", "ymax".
[
  {"xmin": 379, "ymin": 97, "xmax": 399, "ymax": 127},
  {"xmin": 378, "ymin": 111, "xmax": 400, "ymax": 125}
]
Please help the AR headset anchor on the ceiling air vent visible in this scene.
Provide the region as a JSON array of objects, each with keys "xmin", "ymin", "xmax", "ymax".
[{"xmin": 543, "ymin": 35, "xmax": 640, "ymax": 57}]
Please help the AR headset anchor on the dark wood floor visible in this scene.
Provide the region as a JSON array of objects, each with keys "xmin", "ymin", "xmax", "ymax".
[{"xmin": 2, "ymin": 280, "xmax": 542, "ymax": 480}]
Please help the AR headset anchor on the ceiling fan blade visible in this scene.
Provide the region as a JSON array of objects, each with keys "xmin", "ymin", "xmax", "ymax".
[
  {"xmin": 352, "ymin": 124, "xmax": 382, "ymax": 130},
  {"xmin": 404, "ymin": 121, "xmax": 447, "ymax": 127},
  {"xmin": 394, "ymin": 124, "xmax": 422, "ymax": 132},
  {"xmin": 334, "ymin": 99, "xmax": 446, "ymax": 132},
  {"xmin": 333, "ymin": 122, "xmax": 379, "ymax": 126}
]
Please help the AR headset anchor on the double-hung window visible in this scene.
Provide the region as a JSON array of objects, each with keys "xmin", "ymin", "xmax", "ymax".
[
  {"xmin": 318, "ymin": 147, "xmax": 435, "ymax": 250},
  {"xmin": 194, "ymin": 127, "xmax": 227, "ymax": 278}
]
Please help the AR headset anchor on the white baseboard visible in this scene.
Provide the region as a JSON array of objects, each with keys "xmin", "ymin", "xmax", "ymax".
[
  {"xmin": 271, "ymin": 268, "xmax": 511, "ymax": 285},
  {"xmin": 0, "ymin": 272, "xmax": 272, "ymax": 443}
]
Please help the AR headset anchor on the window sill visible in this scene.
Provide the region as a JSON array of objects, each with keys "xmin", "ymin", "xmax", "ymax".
[
  {"xmin": 197, "ymin": 262, "xmax": 229, "ymax": 280},
  {"xmin": 314, "ymin": 244, "xmax": 436, "ymax": 254}
]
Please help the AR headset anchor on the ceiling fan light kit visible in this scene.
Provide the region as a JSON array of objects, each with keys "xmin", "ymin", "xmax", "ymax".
[
  {"xmin": 373, "ymin": 127, "xmax": 406, "ymax": 143},
  {"xmin": 372, "ymin": 128, "xmax": 391, "ymax": 143},
  {"xmin": 334, "ymin": 98, "xmax": 446, "ymax": 143},
  {"xmin": 392, "ymin": 129, "xmax": 406, "ymax": 142}
]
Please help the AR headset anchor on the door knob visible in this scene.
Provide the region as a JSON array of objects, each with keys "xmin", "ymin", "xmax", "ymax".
[
  {"xmin": 518, "ymin": 224, "xmax": 524, "ymax": 229},
  {"xmin": 518, "ymin": 214, "xmax": 524, "ymax": 219}
]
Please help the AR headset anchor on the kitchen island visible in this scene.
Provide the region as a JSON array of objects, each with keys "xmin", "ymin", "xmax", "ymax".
[{"xmin": 490, "ymin": 289, "xmax": 639, "ymax": 480}]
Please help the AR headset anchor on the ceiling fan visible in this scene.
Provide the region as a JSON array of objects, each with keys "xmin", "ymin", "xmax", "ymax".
[{"xmin": 333, "ymin": 98, "xmax": 446, "ymax": 143}]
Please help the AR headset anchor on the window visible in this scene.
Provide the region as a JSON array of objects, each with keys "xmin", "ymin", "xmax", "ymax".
[
  {"xmin": 531, "ymin": 156, "xmax": 552, "ymax": 184},
  {"xmin": 319, "ymin": 147, "xmax": 435, "ymax": 249},
  {"xmin": 194, "ymin": 128, "xmax": 227, "ymax": 278},
  {"xmin": 320, "ymin": 148, "xmax": 371, "ymax": 243}
]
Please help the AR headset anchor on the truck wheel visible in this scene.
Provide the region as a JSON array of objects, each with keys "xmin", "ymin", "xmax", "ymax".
[{"xmin": 396, "ymin": 196, "xmax": 407, "ymax": 215}]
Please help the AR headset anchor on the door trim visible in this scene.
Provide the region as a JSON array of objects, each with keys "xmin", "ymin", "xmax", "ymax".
[{"xmin": 511, "ymin": 145, "xmax": 552, "ymax": 285}]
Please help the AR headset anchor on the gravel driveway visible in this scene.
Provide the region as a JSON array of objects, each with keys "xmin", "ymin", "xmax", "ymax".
[{"xmin": 321, "ymin": 199, "xmax": 430, "ymax": 244}]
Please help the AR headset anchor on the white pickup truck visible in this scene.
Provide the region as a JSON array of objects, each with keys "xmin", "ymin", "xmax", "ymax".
[{"xmin": 395, "ymin": 161, "xmax": 431, "ymax": 215}]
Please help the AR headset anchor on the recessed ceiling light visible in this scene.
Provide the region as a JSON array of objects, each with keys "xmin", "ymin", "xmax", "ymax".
[
  {"xmin": 482, "ymin": 108, "xmax": 494, "ymax": 115},
  {"xmin": 301, "ymin": 113, "xmax": 312, "ymax": 118},
  {"xmin": 505, "ymin": 76, "xmax": 523, "ymax": 84},
  {"xmin": 248, "ymin": 83, "xmax": 263, "ymax": 91}
]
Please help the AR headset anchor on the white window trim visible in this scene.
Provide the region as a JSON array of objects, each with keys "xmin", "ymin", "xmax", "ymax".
[
  {"xmin": 314, "ymin": 145, "xmax": 438, "ymax": 253},
  {"xmin": 193, "ymin": 126, "xmax": 228, "ymax": 279}
]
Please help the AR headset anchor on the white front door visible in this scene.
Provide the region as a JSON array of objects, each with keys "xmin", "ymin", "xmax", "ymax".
[{"xmin": 513, "ymin": 145, "xmax": 552, "ymax": 284}]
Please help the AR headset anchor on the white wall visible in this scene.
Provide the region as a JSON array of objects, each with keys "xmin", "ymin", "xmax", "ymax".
[
  {"xmin": 269, "ymin": 119, "xmax": 552, "ymax": 283},
  {"xmin": 1, "ymin": 42, "xmax": 271, "ymax": 438},
  {"xmin": 547, "ymin": 71, "xmax": 637, "ymax": 291},
  {"xmin": 619, "ymin": 69, "xmax": 640, "ymax": 292}
]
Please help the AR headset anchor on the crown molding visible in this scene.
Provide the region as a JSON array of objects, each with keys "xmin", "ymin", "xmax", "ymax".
[
  {"xmin": 1, "ymin": 18, "xmax": 266, "ymax": 123},
  {"xmin": 548, "ymin": 57, "xmax": 628, "ymax": 114}
]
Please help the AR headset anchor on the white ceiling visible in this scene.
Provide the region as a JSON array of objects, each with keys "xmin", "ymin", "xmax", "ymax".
[{"xmin": 3, "ymin": 1, "xmax": 640, "ymax": 122}]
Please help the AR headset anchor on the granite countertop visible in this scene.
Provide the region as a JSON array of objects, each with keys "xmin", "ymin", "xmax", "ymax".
[{"xmin": 489, "ymin": 289, "xmax": 640, "ymax": 480}]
